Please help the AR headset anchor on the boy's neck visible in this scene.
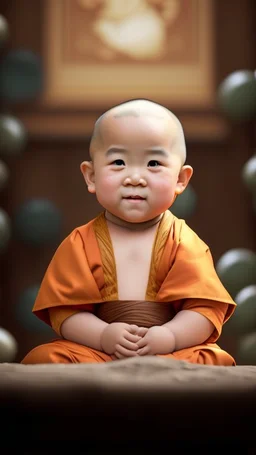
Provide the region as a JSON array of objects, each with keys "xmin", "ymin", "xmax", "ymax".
[{"xmin": 104, "ymin": 211, "xmax": 163, "ymax": 231}]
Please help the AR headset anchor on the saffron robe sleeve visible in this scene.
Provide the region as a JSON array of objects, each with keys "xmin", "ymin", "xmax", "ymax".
[
  {"xmin": 33, "ymin": 219, "xmax": 106, "ymax": 335},
  {"xmin": 155, "ymin": 213, "xmax": 236, "ymax": 342},
  {"xmin": 180, "ymin": 298, "xmax": 229, "ymax": 342}
]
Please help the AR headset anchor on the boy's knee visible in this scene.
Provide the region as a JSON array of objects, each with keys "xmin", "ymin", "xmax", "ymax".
[{"xmin": 21, "ymin": 342, "xmax": 71, "ymax": 364}]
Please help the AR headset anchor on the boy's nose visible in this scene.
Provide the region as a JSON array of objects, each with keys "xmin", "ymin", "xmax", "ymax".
[{"xmin": 123, "ymin": 171, "xmax": 147, "ymax": 186}]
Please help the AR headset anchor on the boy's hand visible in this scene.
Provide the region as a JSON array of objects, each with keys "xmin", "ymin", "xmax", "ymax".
[
  {"xmin": 136, "ymin": 326, "xmax": 175, "ymax": 356},
  {"xmin": 101, "ymin": 322, "xmax": 147, "ymax": 359}
]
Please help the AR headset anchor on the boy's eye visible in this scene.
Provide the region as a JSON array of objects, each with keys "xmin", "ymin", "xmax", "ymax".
[
  {"xmin": 112, "ymin": 159, "xmax": 125, "ymax": 166},
  {"xmin": 148, "ymin": 160, "xmax": 161, "ymax": 167}
]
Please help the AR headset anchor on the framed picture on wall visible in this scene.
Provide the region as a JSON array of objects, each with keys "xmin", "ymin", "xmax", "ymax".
[{"xmin": 42, "ymin": 0, "xmax": 215, "ymax": 110}]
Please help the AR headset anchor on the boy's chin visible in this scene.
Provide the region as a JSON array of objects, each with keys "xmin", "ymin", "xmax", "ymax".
[{"xmin": 107, "ymin": 210, "xmax": 161, "ymax": 224}]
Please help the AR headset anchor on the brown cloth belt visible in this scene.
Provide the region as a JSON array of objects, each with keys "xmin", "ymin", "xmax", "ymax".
[{"xmin": 96, "ymin": 300, "xmax": 175, "ymax": 328}]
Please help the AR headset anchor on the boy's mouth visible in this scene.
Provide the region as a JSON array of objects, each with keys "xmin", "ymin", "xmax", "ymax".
[{"xmin": 124, "ymin": 195, "xmax": 145, "ymax": 200}]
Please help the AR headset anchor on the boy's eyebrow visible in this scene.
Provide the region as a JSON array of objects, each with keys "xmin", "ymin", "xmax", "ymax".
[
  {"xmin": 106, "ymin": 147, "xmax": 169, "ymax": 157},
  {"xmin": 106, "ymin": 147, "xmax": 127, "ymax": 156},
  {"xmin": 145, "ymin": 148, "xmax": 169, "ymax": 157}
]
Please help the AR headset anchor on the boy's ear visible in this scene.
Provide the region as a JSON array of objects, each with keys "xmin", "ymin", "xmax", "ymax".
[
  {"xmin": 80, "ymin": 161, "xmax": 96, "ymax": 194},
  {"xmin": 175, "ymin": 165, "xmax": 193, "ymax": 195}
]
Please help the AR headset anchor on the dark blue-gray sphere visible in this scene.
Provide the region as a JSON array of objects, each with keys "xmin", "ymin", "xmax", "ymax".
[
  {"xmin": 0, "ymin": 49, "xmax": 43, "ymax": 102},
  {"xmin": 0, "ymin": 115, "xmax": 27, "ymax": 156},
  {"xmin": 13, "ymin": 198, "xmax": 62, "ymax": 246},
  {"xmin": 216, "ymin": 248, "xmax": 256, "ymax": 298},
  {"xmin": 217, "ymin": 70, "xmax": 256, "ymax": 122}
]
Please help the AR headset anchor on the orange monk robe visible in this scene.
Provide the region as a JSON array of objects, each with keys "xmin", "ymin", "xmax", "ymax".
[{"xmin": 21, "ymin": 210, "xmax": 236, "ymax": 366}]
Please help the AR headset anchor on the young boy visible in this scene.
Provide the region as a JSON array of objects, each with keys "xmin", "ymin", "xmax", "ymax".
[{"xmin": 21, "ymin": 99, "xmax": 236, "ymax": 366}]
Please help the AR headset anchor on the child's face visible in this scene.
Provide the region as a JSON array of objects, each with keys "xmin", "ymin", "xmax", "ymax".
[{"xmin": 83, "ymin": 114, "xmax": 191, "ymax": 223}]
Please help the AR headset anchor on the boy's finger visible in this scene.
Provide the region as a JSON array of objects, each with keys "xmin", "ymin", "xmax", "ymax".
[
  {"xmin": 137, "ymin": 327, "xmax": 148, "ymax": 337},
  {"xmin": 129, "ymin": 325, "xmax": 139, "ymax": 333},
  {"xmin": 115, "ymin": 344, "xmax": 138, "ymax": 357},
  {"xmin": 124, "ymin": 332, "xmax": 141, "ymax": 344},
  {"xmin": 137, "ymin": 346, "xmax": 149, "ymax": 356},
  {"xmin": 120, "ymin": 337, "xmax": 139, "ymax": 351},
  {"xmin": 137, "ymin": 337, "xmax": 147, "ymax": 348}
]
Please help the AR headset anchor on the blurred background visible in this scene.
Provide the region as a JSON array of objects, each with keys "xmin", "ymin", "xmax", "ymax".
[{"xmin": 0, "ymin": 0, "xmax": 255, "ymax": 364}]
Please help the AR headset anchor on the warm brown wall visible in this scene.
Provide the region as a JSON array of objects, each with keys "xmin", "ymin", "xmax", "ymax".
[{"xmin": 0, "ymin": 0, "xmax": 255, "ymax": 362}]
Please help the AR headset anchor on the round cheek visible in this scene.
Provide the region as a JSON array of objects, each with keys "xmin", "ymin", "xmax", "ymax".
[
  {"xmin": 96, "ymin": 173, "xmax": 118, "ymax": 194},
  {"xmin": 151, "ymin": 174, "xmax": 176, "ymax": 194},
  {"xmin": 152, "ymin": 179, "xmax": 177, "ymax": 210},
  {"xmin": 94, "ymin": 173, "xmax": 119, "ymax": 209}
]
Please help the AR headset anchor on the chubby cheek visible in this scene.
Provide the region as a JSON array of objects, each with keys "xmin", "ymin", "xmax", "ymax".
[
  {"xmin": 95, "ymin": 171, "xmax": 116, "ymax": 191},
  {"xmin": 94, "ymin": 172, "xmax": 119, "ymax": 203},
  {"xmin": 151, "ymin": 176, "xmax": 176, "ymax": 203}
]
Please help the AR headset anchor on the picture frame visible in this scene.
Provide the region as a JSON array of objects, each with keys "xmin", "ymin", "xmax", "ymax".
[{"xmin": 42, "ymin": 0, "xmax": 215, "ymax": 110}]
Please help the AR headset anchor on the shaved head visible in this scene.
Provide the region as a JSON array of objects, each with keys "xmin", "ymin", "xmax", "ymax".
[{"xmin": 89, "ymin": 99, "xmax": 187, "ymax": 165}]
